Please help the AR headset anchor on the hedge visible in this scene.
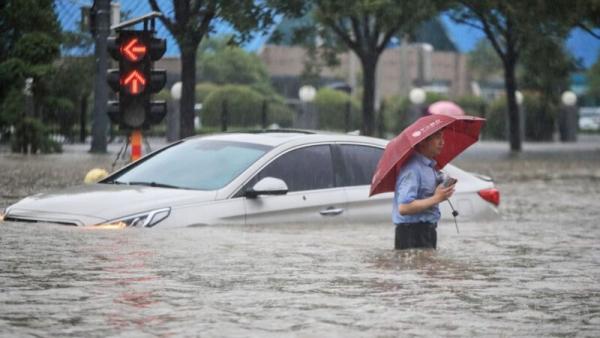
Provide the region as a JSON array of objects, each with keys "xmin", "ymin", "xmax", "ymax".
[
  {"xmin": 314, "ymin": 88, "xmax": 361, "ymax": 131},
  {"xmin": 201, "ymin": 85, "xmax": 294, "ymax": 128}
]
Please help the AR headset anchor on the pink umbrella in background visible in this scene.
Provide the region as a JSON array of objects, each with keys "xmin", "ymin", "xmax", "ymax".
[{"xmin": 427, "ymin": 101, "xmax": 466, "ymax": 117}]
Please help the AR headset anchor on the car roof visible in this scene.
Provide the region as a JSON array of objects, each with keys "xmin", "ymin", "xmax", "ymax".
[{"xmin": 188, "ymin": 130, "xmax": 388, "ymax": 148}]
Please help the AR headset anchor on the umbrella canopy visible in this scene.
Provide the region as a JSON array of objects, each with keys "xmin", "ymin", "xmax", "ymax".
[
  {"xmin": 369, "ymin": 114, "xmax": 485, "ymax": 196},
  {"xmin": 428, "ymin": 100, "xmax": 466, "ymax": 117}
]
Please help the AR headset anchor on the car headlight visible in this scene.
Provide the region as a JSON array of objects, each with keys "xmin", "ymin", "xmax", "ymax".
[{"xmin": 95, "ymin": 207, "xmax": 171, "ymax": 229}]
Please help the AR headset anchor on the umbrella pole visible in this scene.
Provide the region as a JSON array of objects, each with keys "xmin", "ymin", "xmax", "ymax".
[{"xmin": 447, "ymin": 199, "xmax": 459, "ymax": 233}]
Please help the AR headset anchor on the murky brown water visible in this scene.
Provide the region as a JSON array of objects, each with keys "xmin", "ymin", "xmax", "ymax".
[{"xmin": 1, "ymin": 139, "xmax": 600, "ymax": 336}]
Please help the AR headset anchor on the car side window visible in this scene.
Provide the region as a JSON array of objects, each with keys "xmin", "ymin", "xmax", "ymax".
[
  {"xmin": 338, "ymin": 144, "xmax": 383, "ymax": 186},
  {"xmin": 245, "ymin": 145, "xmax": 335, "ymax": 193}
]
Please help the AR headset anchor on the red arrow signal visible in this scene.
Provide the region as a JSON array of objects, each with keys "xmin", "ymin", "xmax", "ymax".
[
  {"xmin": 120, "ymin": 38, "xmax": 147, "ymax": 62},
  {"xmin": 121, "ymin": 70, "xmax": 146, "ymax": 95}
]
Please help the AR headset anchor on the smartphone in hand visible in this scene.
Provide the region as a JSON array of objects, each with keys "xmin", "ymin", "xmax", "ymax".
[{"xmin": 443, "ymin": 177, "xmax": 458, "ymax": 187}]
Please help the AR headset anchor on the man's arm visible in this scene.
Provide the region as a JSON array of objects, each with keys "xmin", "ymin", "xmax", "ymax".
[{"xmin": 399, "ymin": 184, "xmax": 455, "ymax": 215}]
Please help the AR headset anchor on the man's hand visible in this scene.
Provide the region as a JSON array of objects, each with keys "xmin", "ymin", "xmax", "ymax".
[
  {"xmin": 398, "ymin": 183, "xmax": 456, "ymax": 216},
  {"xmin": 434, "ymin": 183, "xmax": 455, "ymax": 203}
]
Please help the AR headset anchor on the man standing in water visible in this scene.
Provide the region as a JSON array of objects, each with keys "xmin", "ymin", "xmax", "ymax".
[{"xmin": 393, "ymin": 129, "xmax": 455, "ymax": 250}]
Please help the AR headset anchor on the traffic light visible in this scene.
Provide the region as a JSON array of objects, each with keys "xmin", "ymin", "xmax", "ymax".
[{"xmin": 107, "ymin": 30, "xmax": 167, "ymax": 129}]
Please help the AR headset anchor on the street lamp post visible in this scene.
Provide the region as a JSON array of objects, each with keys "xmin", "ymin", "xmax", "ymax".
[
  {"xmin": 298, "ymin": 85, "xmax": 317, "ymax": 129},
  {"xmin": 23, "ymin": 78, "xmax": 34, "ymax": 117},
  {"xmin": 168, "ymin": 82, "xmax": 182, "ymax": 142},
  {"xmin": 560, "ymin": 91, "xmax": 578, "ymax": 142},
  {"xmin": 515, "ymin": 90, "xmax": 525, "ymax": 143},
  {"xmin": 408, "ymin": 87, "xmax": 426, "ymax": 124}
]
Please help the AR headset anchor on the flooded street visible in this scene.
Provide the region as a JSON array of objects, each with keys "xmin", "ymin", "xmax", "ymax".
[{"xmin": 1, "ymin": 137, "xmax": 600, "ymax": 336}]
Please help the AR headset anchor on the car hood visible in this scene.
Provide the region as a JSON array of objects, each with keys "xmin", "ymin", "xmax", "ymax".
[{"xmin": 6, "ymin": 183, "xmax": 217, "ymax": 226}]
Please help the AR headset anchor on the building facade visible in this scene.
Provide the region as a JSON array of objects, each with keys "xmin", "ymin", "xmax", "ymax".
[{"xmin": 258, "ymin": 43, "xmax": 472, "ymax": 101}]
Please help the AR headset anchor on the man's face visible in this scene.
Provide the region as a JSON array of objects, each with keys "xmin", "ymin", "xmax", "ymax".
[{"xmin": 418, "ymin": 130, "xmax": 445, "ymax": 158}]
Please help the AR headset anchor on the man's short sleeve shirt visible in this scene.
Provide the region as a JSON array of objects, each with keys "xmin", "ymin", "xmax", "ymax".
[{"xmin": 392, "ymin": 152, "xmax": 442, "ymax": 224}]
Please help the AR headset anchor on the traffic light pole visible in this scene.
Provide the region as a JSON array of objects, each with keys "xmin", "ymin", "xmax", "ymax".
[{"xmin": 90, "ymin": 0, "xmax": 110, "ymax": 153}]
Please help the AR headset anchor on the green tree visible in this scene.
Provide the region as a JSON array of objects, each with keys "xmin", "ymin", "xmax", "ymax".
[
  {"xmin": 450, "ymin": 1, "xmax": 573, "ymax": 152},
  {"xmin": 0, "ymin": 0, "xmax": 61, "ymax": 152},
  {"xmin": 148, "ymin": 0, "xmax": 303, "ymax": 138},
  {"xmin": 588, "ymin": 56, "xmax": 600, "ymax": 103},
  {"xmin": 42, "ymin": 56, "xmax": 94, "ymax": 142},
  {"xmin": 310, "ymin": 0, "xmax": 440, "ymax": 136},
  {"xmin": 468, "ymin": 38, "xmax": 503, "ymax": 83},
  {"xmin": 567, "ymin": 0, "xmax": 600, "ymax": 39},
  {"xmin": 197, "ymin": 37, "xmax": 271, "ymax": 86},
  {"xmin": 520, "ymin": 37, "xmax": 577, "ymax": 141},
  {"xmin": 40, "ymin": 29, "xmax": 95, "ymax": 143}
]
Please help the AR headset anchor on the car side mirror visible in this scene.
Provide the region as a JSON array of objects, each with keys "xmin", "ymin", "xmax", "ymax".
[{"xmin": 245, "ymin": 177, "xmax": 288, "ymax": 198}]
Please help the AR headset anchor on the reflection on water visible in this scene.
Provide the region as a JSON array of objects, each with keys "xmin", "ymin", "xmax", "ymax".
[{"xmin": 1, "ymin": 209, "xmax": 599, "ymax": 336}]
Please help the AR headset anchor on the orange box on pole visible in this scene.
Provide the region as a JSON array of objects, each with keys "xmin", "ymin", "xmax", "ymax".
[{"xmin": 130, "ymin": 129, "xmax": 142, "ymax": 161}]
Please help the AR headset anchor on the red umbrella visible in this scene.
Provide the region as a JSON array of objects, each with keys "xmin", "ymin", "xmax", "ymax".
[
  {"xmin": 428, "ymin": 100, "xmax": 466, "ymax": 117},
  {"xmin": 370, "ymin": 114, "xmax": 485, "ymax": 196}
]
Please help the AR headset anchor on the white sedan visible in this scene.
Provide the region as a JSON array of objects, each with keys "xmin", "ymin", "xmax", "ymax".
[{"xmin": 1, "ymin": 131, "xmax": 500, "ymax": 228}]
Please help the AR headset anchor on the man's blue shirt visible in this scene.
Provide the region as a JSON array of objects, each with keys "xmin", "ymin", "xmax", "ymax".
[{"xmin": 392, "ymin": 152, "xmax": 442, "ymax": 224}]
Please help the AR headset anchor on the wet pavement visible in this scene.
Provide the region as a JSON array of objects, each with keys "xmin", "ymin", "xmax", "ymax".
[{"xmin": 1, "ymin": 134, "xmax": 599, "ymax": 336}]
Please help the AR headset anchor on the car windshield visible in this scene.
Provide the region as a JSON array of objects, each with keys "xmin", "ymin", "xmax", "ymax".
[{"xmin": 111, "ymin": 139, "xmax": 272, "ymax": 190}]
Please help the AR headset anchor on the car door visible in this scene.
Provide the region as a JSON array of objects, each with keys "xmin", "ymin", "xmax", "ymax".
[
  {"xmin": 241, "ymin": 144, "xmax": 348, "ymax": 225},
  {"xmin": 334, "ymin": 144, "xmax": 392, "ymax": 224}
]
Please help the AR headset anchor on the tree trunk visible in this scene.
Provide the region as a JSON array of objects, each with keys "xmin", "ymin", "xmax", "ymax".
[
  {"xmin": 179, "ymin": 45, "xmax": 197, "ymax": 138},
  {"xmin": 503, "ymin": 56, "xmax": 521, "ymax": 152},
  {"xmin": 360, "ymin": 56, "xmax": 377, "ymax": 136}
]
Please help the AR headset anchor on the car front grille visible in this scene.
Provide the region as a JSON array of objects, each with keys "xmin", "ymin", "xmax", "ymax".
[{"xmin": 3, "ymin": 216, "xmax": 78, "ymax": 226}]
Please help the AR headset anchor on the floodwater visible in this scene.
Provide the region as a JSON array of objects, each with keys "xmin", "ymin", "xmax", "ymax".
[{"xmin": 1, "ymin": 138, "xmax": 600, "ymax": 336}]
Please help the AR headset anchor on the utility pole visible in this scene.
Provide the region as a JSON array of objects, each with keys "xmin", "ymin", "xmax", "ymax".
[{"xmin": 90, "ymin": 0, "xmax": 110, "ymax": 153}]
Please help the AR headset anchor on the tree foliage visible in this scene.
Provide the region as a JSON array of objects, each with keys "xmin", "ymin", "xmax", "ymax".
[
  {"xmin": 309, "ymin": 0, "xmax": 441, "ymax": 136},
  {"xmin": 0, "ymin": 0, "xmax": 61, "ymax": 152},
  {"xmin": 450, "ymin": 0, "xmax": 575, "ymax": 151},
  {"xmin": 149, "ymin": 0, "xmax": 304, "ymax": 138},
  {"xmin": 468, "ymin": 38, "xmax": 503, "ymax": 83},
  {"xmin": 197, "ymin": 37, "xmax": 271, "ymax": 86},
  {"xmin": 588, "ymin": 57, "xmax": 600, "ymax": 102},
  {"xmin": 0, "ymin": 0, "xmax": 60, "ymax": 85}
]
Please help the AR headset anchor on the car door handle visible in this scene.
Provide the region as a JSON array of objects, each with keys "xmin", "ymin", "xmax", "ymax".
[{"xmin": 319, "ymin": 207, "xmax": 344, "ymax": 216}]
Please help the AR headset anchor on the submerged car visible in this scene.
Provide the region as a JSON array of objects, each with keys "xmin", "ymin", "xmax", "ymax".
[{"xmin": 1, "ymin": 131, "xmax": 500, "ymax": 228}]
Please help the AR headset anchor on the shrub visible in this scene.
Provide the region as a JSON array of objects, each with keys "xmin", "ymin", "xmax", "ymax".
[
  {"xmin": 201, "ymin": 85, "xmax": 293, "ymax": 129},
  {"xmin": 423, "ymin": 92, "xmax": 449, "ymax": 105},
  {"xmin": 195, "ymin": 82, "xmax": 221, "ymax": 102},
  {"xmin": 484, "ymin": 98, "xmax": 507, "ymax": 140},
  {"xmin": 11, "ymin": 117, "xmax": 62, "ymax": 153},
  {"xmin": 314, "ymin": 88, "xmax": 361, "ymax": 131},
  {"xmin": 455, "ymin": 95, "xmax": 487, "ymax": 118},
  {"xmin": 479, "ymin": 93, "xmax": 556, "ymax": 141},
  {"xmin": 381, "ymin": 95, "xmax": 410, "ymax": 135},
  {"xmin": 267, "ymin": 101, "xmax": 294, "ymax": 128},
  {"xmin": 382, "ymin": 92, "xmax": 452, "ymax": 135},
  {"xmin": 523, "ymin": 92, "xmax": 556, "ymax": 141}
]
